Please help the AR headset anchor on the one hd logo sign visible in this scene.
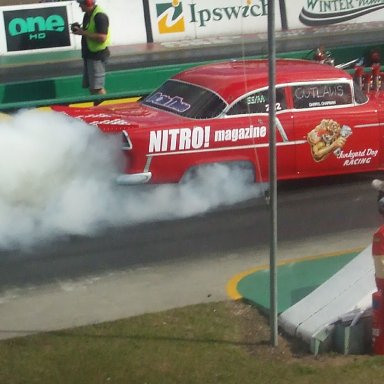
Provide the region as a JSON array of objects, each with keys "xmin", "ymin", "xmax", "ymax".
[{"xmin": 3, "ymin": 6, "xmax": 70, "ymax": 52}]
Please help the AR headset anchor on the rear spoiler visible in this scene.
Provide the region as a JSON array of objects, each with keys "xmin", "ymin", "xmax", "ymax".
[{"xmin": 51, "ymin": 105, "xmax": 138, "ymax": 133}]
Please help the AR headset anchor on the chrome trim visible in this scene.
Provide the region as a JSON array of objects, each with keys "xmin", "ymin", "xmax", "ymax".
[
  {"xmin": 144, "ymin": 156, "xmax": 152, "ymax": 172},
  {"xmin": 122, "ymin": 130, "xmax": 133, "ymax": 150},
  {"xmin": 116, "ymin": 172, "xmax": 152, "ymax": 185}
]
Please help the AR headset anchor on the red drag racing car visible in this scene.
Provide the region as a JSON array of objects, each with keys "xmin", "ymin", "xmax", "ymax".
[{"xmin": 52, "ymin": 58, "xmax": 384, "ymax": 185}]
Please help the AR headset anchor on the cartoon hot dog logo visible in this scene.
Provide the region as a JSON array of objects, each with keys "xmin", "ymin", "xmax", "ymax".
[{"xmin": 307, "ymin": 119, "xmax": 352, "ymax": 162}]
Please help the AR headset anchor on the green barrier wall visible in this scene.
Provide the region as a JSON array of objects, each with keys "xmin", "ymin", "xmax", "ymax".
[
  {"xmin": 0, "ymin": 62, "xmax": 202, "ymax": 111},
  {"xmin": 1, "ymin": 43, "xmax": 383, "ymax": 112}
]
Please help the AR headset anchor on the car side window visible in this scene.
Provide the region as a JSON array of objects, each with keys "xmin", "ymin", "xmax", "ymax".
[
  {"xmin": 226, "ymin": 88, "xmax": 287, "ymax": 115},
  {"xmin": 292, "ymin": 83, "xmax": 352, "ymax": 109}
]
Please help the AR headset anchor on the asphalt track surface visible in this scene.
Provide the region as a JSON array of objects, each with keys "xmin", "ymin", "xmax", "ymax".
[
  {"xmin": 0, "ymin": 173, "xmax": 381, "ymax": 339},
  {"xmin": 1, "ymin": 25, "xmax": 384, "ymax": 339}
]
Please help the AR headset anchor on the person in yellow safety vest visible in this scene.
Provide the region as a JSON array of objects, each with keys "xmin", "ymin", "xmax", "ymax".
[{"xmin": 72, "ymin": 0, "xmax": 110, "ymax": 95}]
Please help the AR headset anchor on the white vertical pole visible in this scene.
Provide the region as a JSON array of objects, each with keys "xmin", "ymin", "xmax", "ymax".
[{"xmin": 268, "ymin": 0, "xmax": 278, "ymax": 347}]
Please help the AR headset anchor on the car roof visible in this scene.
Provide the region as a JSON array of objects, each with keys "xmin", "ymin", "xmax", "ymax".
[{"xmin": 172, "ymin": 59, "xmax": 352, "ymax": 102}]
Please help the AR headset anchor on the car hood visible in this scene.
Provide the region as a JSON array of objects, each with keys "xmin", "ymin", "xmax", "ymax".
[{"xmin": 51, "ymin": 102, "xmax": 187, "ymax": 133}]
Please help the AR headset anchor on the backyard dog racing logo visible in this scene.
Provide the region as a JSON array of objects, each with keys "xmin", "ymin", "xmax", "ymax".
[
  {"xmin": 307, "ymin": 119, "xmax": 352, "ymax": 162},
  {"xmin": 155, "ymin": 0, "xmax": 268, "ymax": 34},
  {"xmin": 300, "ymin": 0, "xmax": 384, "ymax": 26},
  {"xmin": 3, "ymin": 6, "xmax": 70, "ymax": 52}
]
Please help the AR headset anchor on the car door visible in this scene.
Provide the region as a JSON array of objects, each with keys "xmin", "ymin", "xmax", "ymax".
[
  {"xmin": 292, "ymin": 80, "xmax": 380, "ymax": 177},
  {"xmin": 221, "ymin": 86, "xmax": 295, "ymax": 182}
]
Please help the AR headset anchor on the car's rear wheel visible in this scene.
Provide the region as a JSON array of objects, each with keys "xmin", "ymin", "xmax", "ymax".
[
  {"xmin": 179, "ymin": 161, "xmax": 269, "ymax": 205},
  {"xmin": 180, "ymin": 161, "xmax": 256, "ymax": 185}
]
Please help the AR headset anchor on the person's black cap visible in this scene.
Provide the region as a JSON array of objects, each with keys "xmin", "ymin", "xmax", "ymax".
[{"xmin": 77, "ymin": 0, "xmax": 96, "ymax": 4}]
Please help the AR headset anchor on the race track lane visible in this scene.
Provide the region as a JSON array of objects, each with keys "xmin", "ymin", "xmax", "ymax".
[
  {"xmin": 0, "ymin": 173, "xmax": 380, "ymax": 292},
  {"xmin": 0, "ymin": 173, "xmax": 380, "ymax": 339}
]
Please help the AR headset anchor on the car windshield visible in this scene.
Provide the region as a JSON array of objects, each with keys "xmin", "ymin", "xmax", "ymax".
[{"xmin": 141, "ymin": 79, "xmax": 227, "ymax": 119}]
